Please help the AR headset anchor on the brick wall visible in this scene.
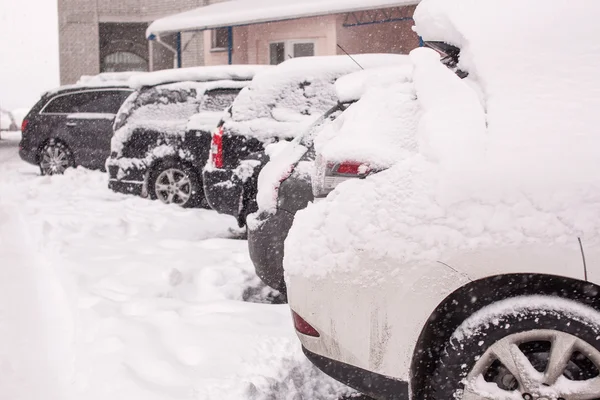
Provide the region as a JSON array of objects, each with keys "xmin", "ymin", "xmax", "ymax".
[{"xmin": 58, "ymin": 0, "xmax": 208, "ymax": 84}]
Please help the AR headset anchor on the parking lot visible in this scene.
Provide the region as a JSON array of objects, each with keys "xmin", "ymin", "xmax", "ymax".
[{"xmin": 0, "ymin": 131, "xmax": 352, "ymax": 400}]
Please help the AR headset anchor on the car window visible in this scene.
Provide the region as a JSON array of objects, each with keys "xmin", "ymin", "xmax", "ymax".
[
  {"xmin": 201, "ymin": 89, "xmax": 240, "ymax": 112},
  {"xmin": 43, "ymin": 90, "xmax": 131, "ymax": 114},
  {"xmin": 82, "ymin": 91, "xmax": 133, "ymax": 114}
]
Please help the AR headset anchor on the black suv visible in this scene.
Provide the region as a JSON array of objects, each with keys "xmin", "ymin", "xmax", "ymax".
[
  {"xmin": 19, "ymin": 85, "xmax": 133, "ymax": 175},
  {"xmin": 107, "ymin": 66, "xmax": 267, "ymax": 208}
]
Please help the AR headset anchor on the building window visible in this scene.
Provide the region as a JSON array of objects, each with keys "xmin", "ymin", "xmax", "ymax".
[
  {"xmin": 269, "ymin": 40, "xmax": 316, "ymax": 65},
  {"xmin": 102, "ymin": 52, "xmax": 148, "ymax": 73},
  {"xmin": 212, "ymin": 27, "xmax": 230, "ymax": 50}
]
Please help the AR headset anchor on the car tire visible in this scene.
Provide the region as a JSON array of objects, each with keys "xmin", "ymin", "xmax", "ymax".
[
  {"xmin": 428, "ymin": 295, "xmax": 600, "ymax": 400},
  {"xmin": 148, "ymin": 159, "xmax": 205, "ymax": 208},
  {"xmin": 39, "ymin": 140, "xmax": 75, "ymax": 176}
]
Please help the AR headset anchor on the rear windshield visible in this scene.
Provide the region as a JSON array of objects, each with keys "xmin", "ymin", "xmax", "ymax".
[
  {"xmin": 114, "ymin": 83, "xmax": 202, "ymax": 132},
  {"xmin": 299, "ymin": 102, "xmax": 352, "ymax": 148},
  {"xmin": 201, "ymin": 89, "xmax": 240, "ymax": 112},
  {"xmin": 230, "ymin": 75, "xmax": 338, "ymax": 125}
]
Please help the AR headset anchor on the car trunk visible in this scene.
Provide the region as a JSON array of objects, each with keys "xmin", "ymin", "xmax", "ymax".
[{"xmin": 221, "ymin": 130, "xmax": 264, "ymax": 169}]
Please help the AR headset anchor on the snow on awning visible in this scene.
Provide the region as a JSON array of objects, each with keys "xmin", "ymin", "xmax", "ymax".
[{"xmin": 147, "ymin": 0, "xmax": 420, "ymax": 38}]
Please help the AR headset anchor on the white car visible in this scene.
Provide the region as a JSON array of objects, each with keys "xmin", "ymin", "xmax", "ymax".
[{"xmin": 284, "ymin": 1, "xmax": 600, "ymax": 399}]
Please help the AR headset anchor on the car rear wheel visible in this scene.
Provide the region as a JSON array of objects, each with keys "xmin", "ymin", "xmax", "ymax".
[
  {"xmin": 39, "ymin": 140, "xmax": 74, "ymax": 176},
  {"xmin": 429, "ymin": 295, "xmax": 600, "ymax": 400},
  {"xmin": 149, "ymin": 159, "xmax": 204, "ymax": 208}
]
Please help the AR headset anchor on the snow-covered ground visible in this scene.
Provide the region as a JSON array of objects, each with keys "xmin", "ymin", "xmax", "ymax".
[{"xmin": 0, "ymin": 131, "xmax": 352, "ymax": 400}]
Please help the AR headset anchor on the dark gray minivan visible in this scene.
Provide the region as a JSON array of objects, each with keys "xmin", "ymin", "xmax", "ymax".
[{"xmin": 19, "ymin": 85, "xmax": 133, "ymax": 175}]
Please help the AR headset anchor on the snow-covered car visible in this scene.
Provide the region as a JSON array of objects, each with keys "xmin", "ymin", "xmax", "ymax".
[
  {"xmin": 247, "ymin": 64, "xmax": 412, "ymax": 295},
  {"xmin": 19, "ymin": 80, "xmax": 133, "ymax": 175},
  {"xmin": 202, "ymin": 54, "xmax": 410, "ymax": 227},
  {"xmin": 106, "ymin": 65, "xmax": 269, "ymax": 208},
  {"xmin": 284, "ymin": 1, "xmax": 600, "ymax": 399}
]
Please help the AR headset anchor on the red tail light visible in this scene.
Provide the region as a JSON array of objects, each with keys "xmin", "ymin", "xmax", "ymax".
[
  {"xmin": 292, "ymin": 310, "xmax": 320, "ymax": 337},
  {"xmin": 313, "ymin": 156, "xmax": 372, "ymax": 198},
  {"xmin": 211, "ymin": 126, "xmax": 224, "ymax": 168},
  {"xmin": 21, "ymin": 119, "xmax": 29, "ymax": 132},
  {"xmin": 335, "ymin": 162, "xmax": 363, "ymax": 175}
]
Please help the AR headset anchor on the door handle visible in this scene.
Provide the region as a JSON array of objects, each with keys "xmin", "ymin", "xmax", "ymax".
[{"xmin": 66, "ymin": 122, "xmax": 77, "ymax": 127}]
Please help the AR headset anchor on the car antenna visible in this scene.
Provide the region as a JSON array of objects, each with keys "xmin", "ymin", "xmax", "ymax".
[
  {"xmin": 337, "ymin": 44, "xmax": 364, "ymax": 70},
  {"xmin": 578, "ymin": 237, "xmax": 589, "ymax": 282}
]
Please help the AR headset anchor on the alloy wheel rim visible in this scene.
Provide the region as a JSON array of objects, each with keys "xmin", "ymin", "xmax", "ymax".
[
  {"xmin": 155, "ymin": 168, "xmax": 191, "ymax": 205},
  {"xmin": 463, "ymin": 329, "xmax": 600, "ymax": 400},
  {"xmin": 40, "ymin": 145, "xmax": 70, "ymax": 175}
]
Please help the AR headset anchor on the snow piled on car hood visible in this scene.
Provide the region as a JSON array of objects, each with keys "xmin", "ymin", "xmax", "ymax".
[
  {"xmin": 224, "ymin": 54, "xmax": 410, "ymax": 140},
  {"xmin": 414, "ymin": 0, "xmax": 600, "ymax": 188},
  {"xmin": 284, "ymin": 0, "xmax": 600, "ymax": 281}
]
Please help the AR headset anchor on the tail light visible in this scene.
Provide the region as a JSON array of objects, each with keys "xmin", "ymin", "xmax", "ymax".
[
  {"xmin": 21, "ymin": 119, "xmax": 29, "ymax": 133},
  {"xmin": 312, "ymin": 154, "xmax": 370, "ymax": 198},
  {"xmin": 210, "ymin": 126, "xmax": 224, "ymax": 168},
  {"xmin": 291, "ymin": 310, "xmax": 320, "ymax": 337}
]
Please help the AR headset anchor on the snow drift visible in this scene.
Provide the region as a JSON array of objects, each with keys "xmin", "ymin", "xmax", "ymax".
[{"xmin": 284, "ymin": 0, "xmax": 600, "ymax": 281}]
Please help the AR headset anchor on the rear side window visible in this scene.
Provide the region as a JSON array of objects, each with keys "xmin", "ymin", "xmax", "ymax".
[
  {"xmin": 43, "ymin": 90, "xmax": 132, "ymax": 114},
  {"xmin": 201, "ymin": 89, "xmax": 240, "ymax": 112}
]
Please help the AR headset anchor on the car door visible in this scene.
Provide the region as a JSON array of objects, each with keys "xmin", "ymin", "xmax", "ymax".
[{"xmin": 65, "ymin": 89, "xmax": 132, "ymax": 170}]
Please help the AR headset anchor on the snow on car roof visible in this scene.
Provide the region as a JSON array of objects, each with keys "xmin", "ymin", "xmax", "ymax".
[
  {"xmin": 284, "ymin": 0, "xmax": 600, "ymax": 281},
  {"xmin": 76, "ymin": 71, "xmax": 144, "ymax": 86},
  {"xmin": 147, "ymin": 0, "xmax": 420, "ymax": 37},
  {"xmin": 225, "ymin": 54, "xmax": 412, "ymax": 140},
  {"xmin": 334, "ymin": 62, "xmax": 412, "ymax": 103},
  {"xmin": 128, "ymin": 65, "xmax": 272, "ymax": 89},
  {"xmin": 42, "ymin": 72, "xmax": 140, "ymax": 97}
]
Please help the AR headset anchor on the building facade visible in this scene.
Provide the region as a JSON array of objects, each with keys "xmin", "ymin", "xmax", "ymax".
[
  {"xmin": 201, "ymin": 6, "xmax": 418, "ymax": 66},
  {"xmin": 58, "ymin": 0, "xmax": 419, "ymax": 85},
  {"xmin": 58, "ymin": 0, "xmax": 211, "ymax": 84}
]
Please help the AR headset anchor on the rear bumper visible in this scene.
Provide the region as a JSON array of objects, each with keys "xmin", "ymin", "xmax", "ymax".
[
  {"xmin": 302, "ymin": 347, "xmax": 409, "ymax": 400},
  {"xmin": 247, "ymin": 209, "xmax": 294, "ymax": 293},
  {"xmin": 202, "ymin": 168, "xmax": 241, "ymax": 216},
  {"xmin": 18, "ymin": 145, "xmax": 37, "ymax": 165},
  {"xmin": 107, "ymin": 164, "xmax": 145, "ymax": 197}
]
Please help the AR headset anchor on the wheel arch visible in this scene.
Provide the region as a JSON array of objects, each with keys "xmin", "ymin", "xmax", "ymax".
[
  {"xmin": 147, "ymin": 155, "xmax": 198, "ymax": 179},
  {"xmin": 36, "ymin": 137, "xmax": 73, "ymax": 164},
  {"xmin": 146, "ymin": 155, "xmax": 205, "ymax": 207},
  {"xmin": 410, "ymin": 273, "xmax": 600, "ymax": 398}
]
